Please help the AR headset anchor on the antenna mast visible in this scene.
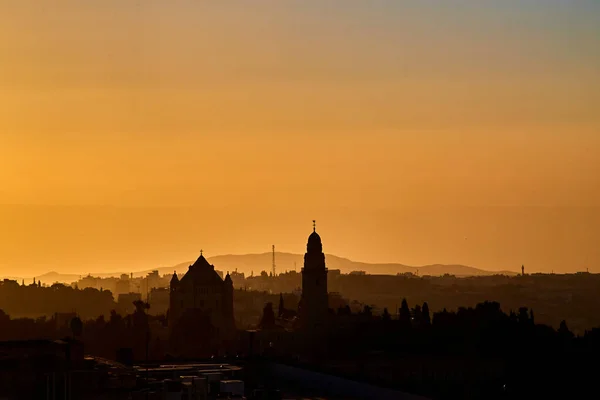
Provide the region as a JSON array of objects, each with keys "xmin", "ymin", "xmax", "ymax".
[{"xmin": 272, "ymin": 245, "xmax": 276, "ymax": 277}]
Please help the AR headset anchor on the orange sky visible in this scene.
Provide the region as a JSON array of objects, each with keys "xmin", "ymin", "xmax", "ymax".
[{"xmin": 1, "ymin": 1, "xmax": 599, "ymax": 276}]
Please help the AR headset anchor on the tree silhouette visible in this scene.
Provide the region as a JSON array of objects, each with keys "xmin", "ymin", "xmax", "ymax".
[
  {"xmin": 362, "ymin": 305, "xmax": 372, "ymax": 318},
  {"xmin": 558, "ymin": 320, "xmax": 574, "ymax": 339},
  {"xmin": 422, "ymin": 302, "xmax": 431, "ymax": 326},
  {"xmin": 260, "ymin": 302, "xmax": 276, "ymax": 329},
  {"xmin": 518, "ymin": 307, "xmax": 530, "ymax": 324},
  {"xmin": 0, "ymin": 309, "xmax": 9, "ymax": 325},
  {"xmin": 133, "ymin": 300, "xmax": 150, "ymax": 314},
  {"xmin": 278, "ymin": 293, "xmax": 285, "ymax": 318},
  {"xmin": 337, "ymin": 305, "xmax": 352, "ymax": 316},
  {"xmin": 412, "ymin": 304, "xmax": 422, "ymax": 325},
  {"xmin": 132, "ymin": 300, "xmax": 150, "ymax": 360},
  {"xmin": 70, "ymin": 316, "xmax": 83, "ymax": 338},
  {"xmin": 382, "ymin": 307, "xmax": 391, "ymax": 322},
  {"xmin": 399, "ymin": 298, "xmax": 411, "ymax": 328},
  {"xmin": 95, "ymin": 315, "xmax": 106, "ymax": 326}
]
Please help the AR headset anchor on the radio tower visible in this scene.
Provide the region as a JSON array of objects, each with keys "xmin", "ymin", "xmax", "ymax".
[{"xmin": 272, "ymin": 245, "xmax": 276, "ymax": 277}]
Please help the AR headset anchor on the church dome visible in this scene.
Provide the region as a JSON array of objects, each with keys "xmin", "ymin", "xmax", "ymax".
[
  {"xmin": 308, "ymin": 230, "xmax": 321, "ymax": 244},
  {"xmin": 307, "ymin": 230, "xmax": 323, "ymax": 253}
]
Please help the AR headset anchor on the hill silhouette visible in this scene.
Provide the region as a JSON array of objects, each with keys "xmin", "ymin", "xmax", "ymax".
[
  {"xmin": 204, "ymin": 253, "xmax": 517, "ymax": 277},
  {"xmin": 7, "ymin": 253, "xmax": 516, "ymax": 284}
]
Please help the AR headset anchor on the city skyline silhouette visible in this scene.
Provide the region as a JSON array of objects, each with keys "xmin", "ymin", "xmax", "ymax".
[{"xmin": 0, "ymin": 2, "xmax": 599, "ymax": 398}]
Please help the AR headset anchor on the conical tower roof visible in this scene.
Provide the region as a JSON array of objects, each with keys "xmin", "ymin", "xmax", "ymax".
[{"xmin": 180, "ymin": 251, "xmax": 224, "ymax": 285}]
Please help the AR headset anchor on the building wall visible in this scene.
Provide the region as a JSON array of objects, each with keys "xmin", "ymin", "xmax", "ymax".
[
  {"xmin": 172, "ymin": 283, "xmax": 226, "ymax": 326},
  {"xmin": 169, "ymin": 278, "xmax": 235, "ymax": 341}
]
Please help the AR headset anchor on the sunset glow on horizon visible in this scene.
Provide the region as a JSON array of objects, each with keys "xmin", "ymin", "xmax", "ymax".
[{"xmin": 1, "ymin": 1, "xmax": 599, "ymax": 276}]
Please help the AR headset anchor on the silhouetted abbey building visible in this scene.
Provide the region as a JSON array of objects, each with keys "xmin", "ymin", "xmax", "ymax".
[
  {"xmin": 169, "ymin": 252, "xmax": 235, "ymax": 355},
  {"xmin": 300, "ymin": 221, "xmax": 329, "ymax": 332}
]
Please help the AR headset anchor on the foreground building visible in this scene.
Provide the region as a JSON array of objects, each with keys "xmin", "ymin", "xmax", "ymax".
[{"xmin": 169, "ymin": 252, "xmax": 236, "ymax": 355}]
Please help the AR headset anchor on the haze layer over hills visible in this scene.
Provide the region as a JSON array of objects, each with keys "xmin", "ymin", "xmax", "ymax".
[{"xmin": 4, "ymin": 253, "xmax": 516, "ymax": 285}]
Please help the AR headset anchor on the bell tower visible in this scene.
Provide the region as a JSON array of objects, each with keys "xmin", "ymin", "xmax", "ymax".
[{"xmin": 300, "ymin": 220, "xmax": 329, "ymax": 331}]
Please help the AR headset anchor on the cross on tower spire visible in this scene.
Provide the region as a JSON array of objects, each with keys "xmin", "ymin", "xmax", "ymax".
[{"xmin": 200, "ymin": 249, "xmax": 203, "ymax": 256}]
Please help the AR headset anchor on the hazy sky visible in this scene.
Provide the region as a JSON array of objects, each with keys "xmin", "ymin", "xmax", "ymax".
[{"xmin": 1, "ymin": 1, "xmax": 599, "ymax": 275}]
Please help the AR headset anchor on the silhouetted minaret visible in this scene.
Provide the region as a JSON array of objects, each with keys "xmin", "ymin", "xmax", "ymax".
[
  {"xmin": 300, "ymin": 220, "xmax": 328, "ymax": 332},
  {"xmin": 522, "ymin": 265, "xmax": 525, "ymax": 276}
]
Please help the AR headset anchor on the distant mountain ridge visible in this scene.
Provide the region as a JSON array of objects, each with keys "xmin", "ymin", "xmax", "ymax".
[
  {"xmin": 4, "ymin": 253, "xmax": 517, "ymax": 284},
  {"xmin": 205, "ymin": 253, "xmax": 517, "ymax": 277}
]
